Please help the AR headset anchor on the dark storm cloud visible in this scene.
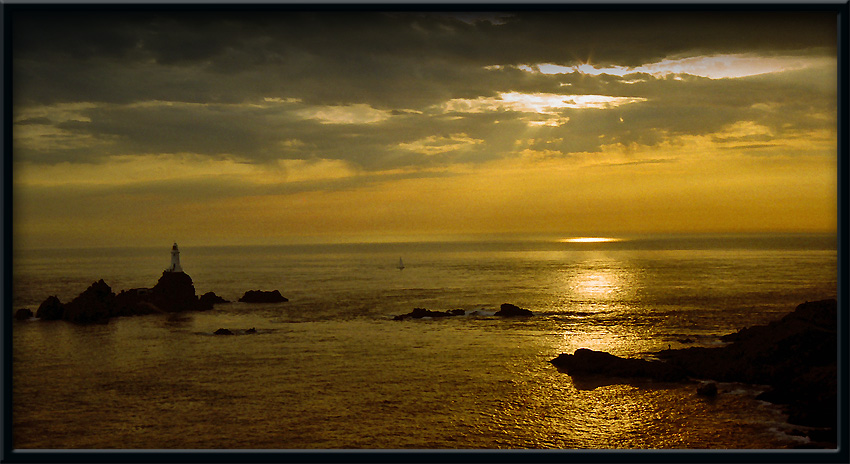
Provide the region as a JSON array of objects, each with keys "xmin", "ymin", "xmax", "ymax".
[
  {"xmin": 13, "ymin": 9, "xmax": 836, "ymax": 104},
  {"xmin": 11, "ymin": 8, "xmax": 838, "ymax": 172}
]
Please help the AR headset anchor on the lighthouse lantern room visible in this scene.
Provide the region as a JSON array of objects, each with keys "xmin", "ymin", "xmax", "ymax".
[{"xmin": 167, "ymin": 242, "xmax": 183, "ymax": 273}]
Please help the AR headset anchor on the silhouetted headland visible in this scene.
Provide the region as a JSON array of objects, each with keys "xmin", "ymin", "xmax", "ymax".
[{"xmin": 550, "ymin": 299, "xmax": 837, "ymax": 447}]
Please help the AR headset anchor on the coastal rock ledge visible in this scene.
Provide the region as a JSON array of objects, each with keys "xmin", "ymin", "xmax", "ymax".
[{"xmin": 550, "ymin": 298, "xmax": 838, "ymax": 446}]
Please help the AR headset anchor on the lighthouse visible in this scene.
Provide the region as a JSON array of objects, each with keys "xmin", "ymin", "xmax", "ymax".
[{"xmin": 167, "ymin": 242, "xmax": 183, "ymax": 273}]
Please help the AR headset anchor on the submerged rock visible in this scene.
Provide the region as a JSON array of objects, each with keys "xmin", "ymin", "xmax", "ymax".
[
  {"xmin": 494, "ymin": 303, "xmax": 533, "ymax": 317},
  {"xmin": 213, "ymin": 328, "xmax": 234, "ymax": 335},
  {"xmin": 15, "ymin": 308, "xmax": 34, "ymax": 320},
  {"xmin": 238, "ymin": 289, "xmax": 288, "ymax": 303}
]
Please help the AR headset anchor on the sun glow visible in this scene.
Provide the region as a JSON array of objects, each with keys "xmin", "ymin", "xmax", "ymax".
[{"xmin": 561, "ymin": 237, "xmax": 622, "ymax": 243}]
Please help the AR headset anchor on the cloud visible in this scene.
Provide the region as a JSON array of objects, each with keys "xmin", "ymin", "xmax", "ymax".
[
  {"xmin": 528, "ymin": 54, "xmax": 831, "ymax": 80},
  {"xmin": 398, "ymin": 133, "xmax": 484, "ymax": 155},
  {"xmin": 10, "ymin": 8, "xmax": 838, "ymax": 245},
  {"xmin": 296, "ymin": 104, "xmax": 393, "ymax": 125}
]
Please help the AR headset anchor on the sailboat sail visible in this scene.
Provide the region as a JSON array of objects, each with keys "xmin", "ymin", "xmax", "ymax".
[{"xmin": 397, "ymin": 257, "xmax": 405, "ymax": 270}]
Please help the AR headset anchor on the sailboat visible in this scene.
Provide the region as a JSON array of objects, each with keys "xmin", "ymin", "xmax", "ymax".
[{"xmin": 397, "ymin": 257, "xmax": 405, "ymax": 270}]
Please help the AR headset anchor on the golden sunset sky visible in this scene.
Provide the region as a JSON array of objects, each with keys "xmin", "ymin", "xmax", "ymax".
[{"xmin": 11, "ymin": 9, "xmax": 839, "ymax": 248}]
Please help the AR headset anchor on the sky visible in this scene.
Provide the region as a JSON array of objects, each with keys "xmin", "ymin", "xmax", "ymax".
[{"xmin": 11, "ymin": 8, "xmax": 839, "ymax": 248}]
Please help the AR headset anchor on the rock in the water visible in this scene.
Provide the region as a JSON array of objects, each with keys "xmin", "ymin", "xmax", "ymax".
[
  {"xmin": 393, "ymin": 308, "xmax": 464, "ymax": 320},
  {"xmin": 238, "ymin": 290, "xmax": 288, "ymax": 303},
  {"xmin": 245, "ymin": 327, "xmax": 257, "ymax": 334},
  {"xmin": 114, "ymin": 289, "xmax": 161, "ymax": 316},
  {"xmin": 199, "ymin": 291, "xmax": 228, "ymax": 310},
  {"xmin": 37, "ymin": 270, "xmax": 220, "ymax": 324},
  {"xmin": 495, "ymin": 303, "xmax": 533, "ymax": 317},
  {"xmin": 696, "ymin": 382, "xmax": 718, "ymax": 397},
  {"xmin": 150, "ymin": 271, "xmax": 201, "ymax": 312},
  {"xmin": 15, "ymin": 308, "xmax": 34, "ymax": 320},
  {"xmin": 62, "ymin": 279, "xmax": 116, "ymax": 324},
  {"xmin": 550, "ymin": 348, "xmax": 687, "ymax": 382},
  {"xmin": 35, "ymin": 295, "xmax": 64, "ymax": 320},
  {"xmin": 214, "ymin": 328, "xmax": 234, "ymax": 335}
]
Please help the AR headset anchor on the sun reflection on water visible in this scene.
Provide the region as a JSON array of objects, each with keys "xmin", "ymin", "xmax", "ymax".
[
  {"xmin": 554, "ymin": 258, "xmax": 656, "ymax": 356},
  {"xmin": 570, "ymin": 270, "xmax": 622, "ymax": 298},
  {"xmin": 564, "ymin": 260, "xmax": 636, "ymax": 301}
]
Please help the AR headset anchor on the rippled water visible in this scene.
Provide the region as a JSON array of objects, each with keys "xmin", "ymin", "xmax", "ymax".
[{"xmin": 11, "ymin": 234, "xmax": 837, "ymax": 449}]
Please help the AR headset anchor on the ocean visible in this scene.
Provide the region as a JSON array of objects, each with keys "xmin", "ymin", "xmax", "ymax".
[{"xmin": 10, "ymin": 233, "xmax": 838, "ymax": 449}]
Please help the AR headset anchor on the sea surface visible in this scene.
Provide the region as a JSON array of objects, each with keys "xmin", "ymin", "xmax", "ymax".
[{"xmin": 10, "ymin": 233, "xmax": 838, "ymax": 450}]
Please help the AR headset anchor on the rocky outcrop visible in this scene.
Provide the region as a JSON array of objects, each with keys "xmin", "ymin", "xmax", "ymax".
[
  {"xmin": 114, "ymin": 289, "xmax": 161, "ymax": 317},
  {"xmin": 238, "ymin": 290, "xmax": 288, "ymax": 303},
  {"xmin": 36, "ymin": 271, "xmax": 223, "ymax": 324},
  {"xmin": 213, "ymin": 327, "xmax": 258, "ymax": 335},
  {"xmin": 35, "ymin": 295, "xmax": 64, "ymax": 320},
  {"xmin": 393, "ymin": 308, "xmax": 465, "ymax": 320},
  {"xmin": 149, "ymin": 271, "xmax": 203, "ymax": 312},
  {"xmin": 658, "ymin": 299, "xmax": 837, "ymax": 432},
  {"xmin": 393, "ymin": 303, "xmax": 532, "ymax": 320},
  {"xmin": 62, "ymin": 279, "xmax": 116, "ymax": 324},
  {"xmin": 15, "ymin": 308, "xmax": 34, "ymax": 320},
  {"xmin": 495, "ymin": 303, "xmax": 533, "ymax": 317},
  {"xmin": 199, "ymin": 292, "xmax": 229, "ymax": 309},
  {"xmin": 551, "ymin": 299, "xmax": 837, "ymax": 443}
]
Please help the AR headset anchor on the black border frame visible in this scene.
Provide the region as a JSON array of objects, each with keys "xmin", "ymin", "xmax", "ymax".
[{"xmin": 2, "ymin": 2, "xmax": 848, "ymax": 463}]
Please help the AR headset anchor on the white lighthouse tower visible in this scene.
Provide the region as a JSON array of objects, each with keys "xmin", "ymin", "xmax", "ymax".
[{"xmin": 167, "ymin": 242, "xmax": 183, "ymax": 273}]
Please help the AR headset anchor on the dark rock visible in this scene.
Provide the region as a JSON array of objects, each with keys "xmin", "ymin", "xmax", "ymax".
[
  {"xmin": 114, "ymin": 289, "xmax": 161, "ymax": 316},
  {"xmin": 550, "ymin": 348, "xmax": 687, "ymax": 382},
  {"xmin": 62, "ymin": 279, "xmax": 116, "ymax": 324},
  {"xmin": 495, "ymin": 303, "xmax": 533, "ymax": 317},
  {"xmin": 214, "ymin": 328, "xmax": 234, "ymax": 335},
  {"xmin": 659, "ymin": 300, "xmax": 837, "ymax": 408},
  {"xmin": 696, "ymin": 382, "xmax": 718, "ymax": 397},
  {"xmin": 199, "ymin": 291, "xmax": 228, "ymax": 310},
  {"xmin": 15, "ymin": 308, "xmax": 33, "ymax": 320},
  {"xmin": 393, "ymin": 307, "xmax": 463, "ymax": 320},
  {"xmin": 35, "ymin": 295, "xmax": 64, "ymax": 320},
  {"xmin": 238, "ymin": 289, "xmax": 288, "ymax": 303},
  {"xmin": 38, "ymin": 270, "xmax": 221, "ymax": 324},
  {"xmin": 245, "ymin": 327, "xmax": 257, "ymax": 334},
  {"xmin": 552, "ymin": 299, "xmax": 837, "ymax": 436},
  {"xmin": 150, "ymin": 271, "xmax": 201, "ymax": 312}
]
